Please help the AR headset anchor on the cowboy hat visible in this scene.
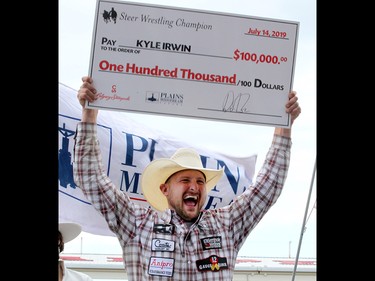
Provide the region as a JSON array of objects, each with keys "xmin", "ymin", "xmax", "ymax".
[
  {"xmin": 141, "ymin": 148, "xmax": 224, "ymax": 211},
  {"xmin": 59, "ymin": 222, "xmax": 82, "ymax": 243}
]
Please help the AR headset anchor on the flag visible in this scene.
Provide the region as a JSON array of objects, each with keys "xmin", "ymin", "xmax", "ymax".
[{"xmin": 58, "ymin": 82, "xmax": 257, "ymax": 236}]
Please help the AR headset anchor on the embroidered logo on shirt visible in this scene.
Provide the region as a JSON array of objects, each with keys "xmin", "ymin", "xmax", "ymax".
[
  {"xmin": 153, "ymin": 223, "xmax": 174, "ymax": 234},
  {"xmin": 151, "ymin": 238, "xmax": 175, "ymax": 252},
  {"xmin": 148, "ymin": 256, "xmax": 174, "ymax": 277},
  {"xmin": 200, "ymin": 236, "xmax": 222, "ymax": 250},
  {"xmin": 196, "ymin": 255, "xmax": 229, "ymax": 272}
]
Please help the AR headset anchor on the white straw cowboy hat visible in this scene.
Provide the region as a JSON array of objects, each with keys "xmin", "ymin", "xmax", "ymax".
[
  {"xmin": 59, "ymin": 222, "xmax": 82, "ymax": 243},
  {"xmin": 141, "ymin": 148, "xmax": 224, "ymax": 211}
]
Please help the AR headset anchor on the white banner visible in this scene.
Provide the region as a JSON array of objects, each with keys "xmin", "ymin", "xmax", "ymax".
[{"xmin": 58, "ymin": 82, "xmax": 257, "ymax": 236}]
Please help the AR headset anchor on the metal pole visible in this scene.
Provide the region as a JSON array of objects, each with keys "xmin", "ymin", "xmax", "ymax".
[{"xmin": 291, "ymin": 158, "xmax": 316, "ymax": 281}]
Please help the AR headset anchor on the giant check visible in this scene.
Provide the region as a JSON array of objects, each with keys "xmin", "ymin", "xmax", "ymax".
[{"xmin": 87, "ymin": 0, "xmax": 299, "ymax": 127}]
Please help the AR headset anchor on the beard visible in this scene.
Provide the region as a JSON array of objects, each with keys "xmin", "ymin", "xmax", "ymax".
[{"xmin": 170, "ymin": 199, "xmax": 203, "ymax": 221}]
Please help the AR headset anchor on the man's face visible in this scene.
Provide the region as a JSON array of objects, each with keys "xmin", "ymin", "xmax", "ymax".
[{"xmin": 160, "ymin": 169, "xmax": 207, "ymax": 221}]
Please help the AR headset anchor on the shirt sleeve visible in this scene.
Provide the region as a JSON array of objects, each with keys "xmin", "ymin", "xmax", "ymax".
[
  {"xmin": 225, "ymin": 134, "xmax": 292, "ymax": 250},
  {"xmin": 72, "ymin": 122, "xmax": 143, "ymax": 244}
]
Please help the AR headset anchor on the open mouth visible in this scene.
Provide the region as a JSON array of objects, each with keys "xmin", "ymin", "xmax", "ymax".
[{"xmin": 183, "ymin": 195, "xmax": 198, "ymax": 207}]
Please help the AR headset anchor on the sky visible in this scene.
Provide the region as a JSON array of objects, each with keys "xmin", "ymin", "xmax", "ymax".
[{"xmin": 59, "ymin": 0, "xmax": 316, "ymax": 259}]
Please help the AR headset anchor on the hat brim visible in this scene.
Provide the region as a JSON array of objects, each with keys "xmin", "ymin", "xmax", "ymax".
[
  {"xmin": 59, "ymin": 222, "xmax": 82, "ymax": 243},
  {"xmin": 141, "ymin": 158, "xmax": 223, "ymax": 212}
]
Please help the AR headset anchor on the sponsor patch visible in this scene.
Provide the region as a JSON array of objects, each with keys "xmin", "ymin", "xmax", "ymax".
[
  {"xmin": 200, "ymin": 236, "xmax": 222, "ymax": 250},
  {"xmin": 196, "ymin": 255, "xmax": 229, "ymax": 272},
  {"xmin": 151, "ymin": 238, "xmax": 175, "ymax": 252},
  {"xmin": 148, "ymin": 256, "xmax": 174, "ymax": 277},
  {"xmin": 153, "ymin": 223, "xmax": 174, "ymax": 234}
]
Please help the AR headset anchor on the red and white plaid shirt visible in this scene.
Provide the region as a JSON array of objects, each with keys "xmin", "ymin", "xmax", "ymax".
[{"xmin": 73, "ymin": 122, "xmax": 291, "ymax": 281}]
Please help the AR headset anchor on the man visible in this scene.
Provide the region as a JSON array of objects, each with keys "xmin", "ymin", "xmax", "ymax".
[
  {"xmin": 58, "ymin": 222, "xmax": 93, "ymax": 281},
  {"xmin": 73, "ymin": 76, "xmax": 301, "ymax": 280}
]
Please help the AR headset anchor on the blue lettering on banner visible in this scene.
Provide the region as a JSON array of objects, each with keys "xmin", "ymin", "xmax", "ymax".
[{"xmin": 58, "ymin": 114, "xmax": 252, "ymax": 209}]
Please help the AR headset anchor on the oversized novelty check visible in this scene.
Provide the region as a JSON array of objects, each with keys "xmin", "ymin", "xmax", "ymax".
[{"xmin": 87, "ymin": 0, "xmax": 299, "ymax": 127}]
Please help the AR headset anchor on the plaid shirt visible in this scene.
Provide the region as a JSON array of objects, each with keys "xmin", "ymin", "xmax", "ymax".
[{"xmin": 73, "ymin": 122, "xmax": 291, "ymax": 281}]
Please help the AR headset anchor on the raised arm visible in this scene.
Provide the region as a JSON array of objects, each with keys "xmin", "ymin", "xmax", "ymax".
[
  {"xmin": 274, "ymin": 90, "xmax": 301, "ymax": 137},
  {"xmin": 77, "ymin": 76, "xmax": 99, "ymax": 123}
]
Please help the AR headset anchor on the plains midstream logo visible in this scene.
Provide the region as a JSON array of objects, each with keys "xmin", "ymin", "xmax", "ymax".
[{"xmin": 145, "ymin": 91, "xmax": 183, "ymax": 105}]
